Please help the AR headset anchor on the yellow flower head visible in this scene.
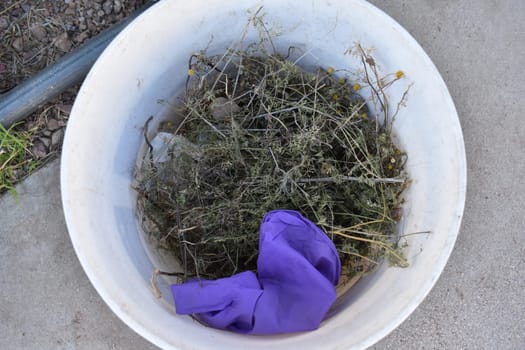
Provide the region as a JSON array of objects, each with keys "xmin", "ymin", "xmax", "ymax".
[
  {"xmin": 353, "ymin": 83, "xmax": 361, "ymax": 91},
  {"xmin": 360, "ymin": 112, "xmax": 367, "ymax": 119},
  {"xmin": 326, "ymin": 66, "xmax": 335, "ymax": 75},
  {"xmin": 332, "ymin": 94, "xmax": 340, "ymax": 101},
  {"xmin": 188, "ymin": 68, "xmax": 196, "ymax": 76},
  {"xmin": 339, "ymin": 77, "xmax": 347, "ymax": 85},
  {"xmin": 395, "ymin": 70, "xmax": 405, "ymax": 79}
]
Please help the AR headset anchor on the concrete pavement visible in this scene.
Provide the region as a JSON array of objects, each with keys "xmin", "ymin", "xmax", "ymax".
[
  {"xmin": 0, "ymin": 161, "xmax": 157, "ymax": 349},
  {"xmin": 1, "ymin": 1, "xmax": 524, "ymax": 349}
]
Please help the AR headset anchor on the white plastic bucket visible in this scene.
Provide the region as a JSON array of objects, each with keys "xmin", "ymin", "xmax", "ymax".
[{"xmin": 61, "ymin": 1, "xmax": 466, "ymax": 349}]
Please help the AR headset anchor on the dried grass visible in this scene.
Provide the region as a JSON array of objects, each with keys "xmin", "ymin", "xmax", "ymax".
[{"xmin": 136, "ymin": 11, "xmax": 411, "ymax": 286}]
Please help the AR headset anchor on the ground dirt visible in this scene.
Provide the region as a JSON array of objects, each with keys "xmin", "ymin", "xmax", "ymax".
[{"xmin": 0, "ymin": 0, "xmax": 148, "ymax": 184}]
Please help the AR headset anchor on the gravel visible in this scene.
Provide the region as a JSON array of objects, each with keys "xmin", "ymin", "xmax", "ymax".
[{"xmin": 0, "ymin": 0, "xmax": 148, "ymax": 184}]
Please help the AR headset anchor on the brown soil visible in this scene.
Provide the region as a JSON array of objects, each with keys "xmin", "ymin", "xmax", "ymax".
[{"xmin": 0, "ymin": 0, "xmax": 148, "ymax": 181}]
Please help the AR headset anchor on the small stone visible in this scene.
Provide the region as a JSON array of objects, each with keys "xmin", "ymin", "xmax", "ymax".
[
  {"xmin": 56, "ymin": 104, "xmax": 73, "ymax": 115},
  {"xmin": 66, "ymin": 23, "xmax": 78, "ymax": 32},
  {"xmin": 47, "ymin": 118, "xmax": 61, "ymax": 131},
  {"xmin": 86, "ymin": 9, "xmax": 94, "ymax": 18},
  {"xmin": 51, "ymin": 129, "xmax": 65, "ymax": 148},
  {"xmin": 103, "ymin": 0, "xmax": 113, "ymax": 15},
  {"xmin": 32, "ymin": 140, "xmax": 48, "ymax": 159},
  {"xmin": 209, "ymin": 97, "xmax": 241, "ymax": 120},
  {"xmin": 64, "ymin": 6, "xmax": 76, "ymax": 16},
  {"xmin": 113, "ymin": 0, "xmax": 122, "ymax": 14},
  {"xmin": 97, "ymin": 9, "xmax": 105, "ymax": 18},
  {"xmin": 0, "ymin": 17, "xmax": 9, "ymax": 30},
  {"xmin": 42, "ymin": 130, "xmax": 52, "ymax": 137},
  {"xmin": 23, "ymin": 49, "xmax": 37, "ymax": 61},
  {"xmin": 38, "ymin": 137, "xmax": 52, "ymax": 149},
  {"xmin": 53, "ymin": 33, "xmax": 73, "ymax": 52},
  {"xmin": 11, "ymin": 169, "xmax": 21, "ymax": 179},
  {"xmin": 64, "ymin": 0, "xmax": 74, "ymax": 4},
  {"xmin": 87, "ymin": 21, "xmax": 96, "ymax": 32},
  {"xmin": 30, "ymin": 25, "xmax": 47, "ymax": 41},
  {"xmin": 12, "ymin": 37, "xmax": 24, "ymax": 52},
  {"xmin": 74, "ymin": 31, "xmax": 89, "ymax": 43}
]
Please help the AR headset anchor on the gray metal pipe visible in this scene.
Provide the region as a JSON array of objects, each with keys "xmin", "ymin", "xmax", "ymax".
[{"xmin": 0, "ymin": 0, "xmax": 158, "ymax": 128}]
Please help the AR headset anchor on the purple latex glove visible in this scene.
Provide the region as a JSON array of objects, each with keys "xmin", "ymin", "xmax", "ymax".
[{"xmin": 171, "ymin": 210, "xmax": 341, "ymax": 334}]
